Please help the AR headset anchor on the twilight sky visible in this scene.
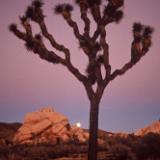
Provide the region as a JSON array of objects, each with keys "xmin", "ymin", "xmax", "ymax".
[{"xmin": 0, "ymin": 0, "xmax": 160, "ymax": 133}]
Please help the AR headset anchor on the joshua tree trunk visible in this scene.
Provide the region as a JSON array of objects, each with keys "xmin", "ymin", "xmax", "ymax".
[{"xmin": 88, "ymin": 99, "xmax": 100, "ymax": 160}]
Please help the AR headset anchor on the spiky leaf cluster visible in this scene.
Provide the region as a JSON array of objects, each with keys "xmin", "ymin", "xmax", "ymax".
[
  {"xmin": 65, "ymin": 4, "xmax": 73, "ymax": 12},
  {"xmin": 35, "ymin": 34, "xmax": 42, "ymax": 40},
  {"xmin": 9, "ymin": 24, "xmax": 17, "ymax": 32},
  {"xmin": 108, "ymin": 0, "xmax": 124, "ymax": 9},
  {"xmin": 75, "ymin": 0, "xmax": 88, "ymax": 9},
  {"xmin": 104, "ymin": 0, "xmax": 124, "ymax": 23},
  {"xmin": 32, "ymin": 0, "xmax": 43, "ymax": 8},
  {"xmin": 25, "ymin": 6, "xmax": 33, "ymax": 18},
  {"xmin": 54, "ymin": 4, "xmax": 73, "ymax": 14},
  {"xmin": 131, "ymin": 23, "xmax": 154, "ymax": 62},
  {"xmin": 132, "ymin": 23, "xmax": 143, "ymax": 43},
  {"xmin": 79, "ymin": 40, "xmax": 101, "ymax": 58},
  {"xmin": 25, "ymin": 0, "xmax": 44, "ymax": 22},
  {"xmin": 25, "ymin": 38, "xmax": 35, "ymax": 51},
  {"xmin": 142, "ymin": 26, "xmax": 154, "ymax": 52},
  {"xmin": 133, "ymin": 23, "xmax": 143, "ymax": 32},
  {"xmin": 113, "ymin": 10, "xmax": 123, "ymax": 23},
  {"xmin": 25, "ymin": 37, "xmax": 45, "ymax": 56},
  {"xmin": 54, "ymin": 5, "xmax": 63, "ymax": 14},
  {"xmin": 143, "ymin": 26, "xmax": 154, "ymax": 36}
]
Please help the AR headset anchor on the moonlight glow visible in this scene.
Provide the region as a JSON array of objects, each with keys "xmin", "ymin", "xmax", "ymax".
[{"xmin": 76, "ymin": 122, "xmax": 81, "ymax": 128}]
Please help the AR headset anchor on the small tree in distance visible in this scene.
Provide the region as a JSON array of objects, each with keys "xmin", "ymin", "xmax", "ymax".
[{"xmin": 9, "ymin": 0, "xmax": 153, "ymax": 160}]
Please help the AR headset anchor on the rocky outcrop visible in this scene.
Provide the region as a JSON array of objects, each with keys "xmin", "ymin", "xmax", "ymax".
[
  {"xmin": 134, "ymin": 120, "xmax": 160, "ymax": 136},
  {"xmin": 14, "ymin": 107, "xmax": 89, "ymax": 145},
  {"xmin": 71, "ymin": 125, "xmax": 89, "ymax": 143}
]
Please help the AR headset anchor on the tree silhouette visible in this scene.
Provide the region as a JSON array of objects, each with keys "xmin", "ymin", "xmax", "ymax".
[{"xmin": 9, "ymin": 0, "xmax": 153, "ymax": 160}]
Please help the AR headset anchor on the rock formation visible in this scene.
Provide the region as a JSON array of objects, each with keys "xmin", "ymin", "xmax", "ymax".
[
  {"xmin": 14, "ymin": 107, "xmax": 89, "ymax": 145},
  {"xmin": 134, "ymin": 120, "xmax": 160, "ymax": 136}
]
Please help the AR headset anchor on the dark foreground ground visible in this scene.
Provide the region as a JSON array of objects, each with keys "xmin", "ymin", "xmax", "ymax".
[{"xmin": 0, "ymin": 122, "xmax": 160, "ymax": 160}]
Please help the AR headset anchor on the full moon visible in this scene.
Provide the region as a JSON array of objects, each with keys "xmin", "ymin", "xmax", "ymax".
[{"xmin": 76, "ymin": 122, "xmax": 81, "ymax": 128}]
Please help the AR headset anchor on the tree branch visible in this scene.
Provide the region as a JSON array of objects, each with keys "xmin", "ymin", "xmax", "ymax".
[
  {"xmin": 92, "ymin": 15, "xmax": 111, "ymax": 41},
  {"xmin": 10, "ymin": 29, "xmax": 27, "ymax": 41},
  {"xmin": 110, "ymin": 61, "xmax": 134, "ymax": 81},
  {"xmin": 79, "ymin": 1, "xmax": 90, "ymax": 37},
  {"xmin": 110, "ymin": 50, "xmax": 147, "ymax": 81},
  {"xmin": 11, "ymin": 24, "xmax": 88, "ymax": 85},
  {"xmin": 18, "ymin": 4, "xmax": 90, "ymax": 90},
  {"xmin": 37, "ymin": 19, "xmax": 88, "ymax": 85},
  {"xmin": 65, "ymin": 60, "xmax": 87, "ymax": 83},
  {"xmin": 90, "ymin": 4, "xmax": 101, "ymax": 23},
  {"xmin": 38, "ymin": 21, "xmax": 70, "ymax": 60},
  {"xmin": 99, "ymin": 25, "xmax": 111, "ymax": 79},
  {"xmin": 109, "ymin": 22, "xmax": 154, "ymax": 82},
  {"xmin": 12, "ymin": 27, "xmax": 66, "ymax": 64},
  {"xmin": 63, "ymin": 16, "xmax": 83, "ymax": 40}
]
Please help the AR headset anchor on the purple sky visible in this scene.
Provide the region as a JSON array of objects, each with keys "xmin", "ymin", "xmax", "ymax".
[{"xmin": 0, "ymin": 0, "xmax": 160, "ymax": 132}]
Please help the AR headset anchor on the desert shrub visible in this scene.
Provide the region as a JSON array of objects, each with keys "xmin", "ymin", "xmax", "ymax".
[
  {"xmin": 0, "ymin": 146, "xmax": 9, "ymax": 156},
  {"xmin": 9, "ymin": 143, "xmax": 88, "ymax": 159},
  {"xmin": 134, "ymin": 133, "xmax": 160, "ymax": 160},
  {"xmin": 109, "ymin": 143, "xmax": 136, "ymax": 160},
  {"xmin": 48, "ymin": 143, "xmax": 88, "ymax": 158},
  {"xmin": 29, "ymin": 146, "xmax": 49, "ymax": 159}
]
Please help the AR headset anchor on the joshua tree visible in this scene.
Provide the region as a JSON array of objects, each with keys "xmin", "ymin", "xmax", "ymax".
[{"xmin": 9, "ymin": 0, "xmax": 153, "ymax": 160}]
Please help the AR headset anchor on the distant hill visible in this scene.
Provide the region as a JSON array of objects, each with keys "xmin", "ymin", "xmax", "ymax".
[
  {"xmin": 0, "ymin": 122, "xmax": 21, "ymax": 143},
  {"xmin": 134, "ymin": 120, "xmax": 160, "ymax": 136}
]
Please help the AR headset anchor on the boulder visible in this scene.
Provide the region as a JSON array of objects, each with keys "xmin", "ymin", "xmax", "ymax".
[
  {"xmin": 13, "ymin": 106, "xmax": 101, "ymax": 145},
  {"xmin": 71, "ymin": 125, "xmax": 89, "ymax": 144},
  {"xmin": 134, "ymin": 120, "xmax": 160, "ymax": 136},
  {"xmin": 14, "ymin": 107, "xmax": 69, "ymax": 144}
]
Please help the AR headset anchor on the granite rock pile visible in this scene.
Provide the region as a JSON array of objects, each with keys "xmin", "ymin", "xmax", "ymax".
[{"xmin": 14, "ymin": 107, "xmax": 89, "ymax": 145}]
